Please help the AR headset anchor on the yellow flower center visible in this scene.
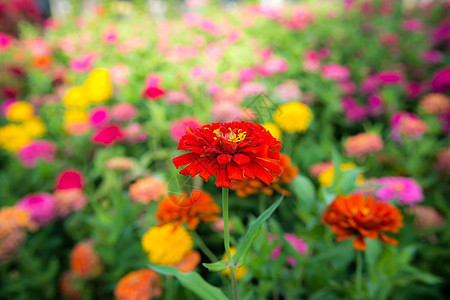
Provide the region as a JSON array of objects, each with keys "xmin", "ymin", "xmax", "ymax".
[{"xmin": 213, "ymin": 128, "xmax": 247, "ymax": 143}]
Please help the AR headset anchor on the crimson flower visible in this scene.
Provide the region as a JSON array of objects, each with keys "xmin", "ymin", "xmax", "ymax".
[
  {"xmin": 92, "ymin": 125, "xmax": 124, "ymax": 146},
  {"xmin": 173, "ymin": 121, "xmax": 282, "ymax": 188},
  {"xmin": 143, "ymin": 86, "xmax": 165, "ymax": 100}
]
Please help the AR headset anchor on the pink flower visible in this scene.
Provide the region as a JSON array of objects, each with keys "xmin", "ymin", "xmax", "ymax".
[
  {"xmin": 166, "ymin": 90, "xmax": 193, "ymax": 104},
  {"xmin": 213, "ymin": 88, "xmax": 244, "ymax": 104},
  {"xmin": 406, "ymin": 82, "xmax": 422, "ymax": 99},
  {"xmin": 407, "ymin": 205, "xmax": 445, "ymax": 230},
  {"xmin": 269, "ymin": 233, "xmax": 307, "ymax": 266},
  {"xmin": 92, "ymin": 125, "xmax": 124, "ymax": 146},
  {"xmin": 54, "ymin": 189, "xmax": 87, "ymax": 217},
  {"xmin": 89, "ymin": 106, "xmax": 110, "ymax": 128},
  {"xmin": 258, "ymin": 57, "xmax": 288, "ymax": 77},
  {"xmin": 239, "ymin": 68, "xmax": 256, "ymax": 82},
  {"xmin": 344, "ymin": 132, "xmax": 384, "ymax": 159},
  {"xmin": 341, "ymin": 97, "xmax": 367, "ymax": 123},
  {"xmin": 403, "ymin": 19, "xmax": 423, "ymax": 32},
  {"xmin": 322, "ymin": 63, "xmax": 350, "ymax": 81},
  {"xmin": 339, "ymin": 81, "xmax": 356, "ymax": 95},
  {"xmin": 123, "ymin": 123, "xmax": 148, "ymax": 143},
  {"xmin": 432, "ymin": 20, "xmax": 450, "ymax": 45},
  {"xmin": 16, "ymin": 193, "xmax": 56, "ymax": 226},
  {"xmin": 55, "ymin": 169, "xmax": 84, "ymax": 191},
  {"xmin": 190, "ymin": 66, "xmax": 216, "ymax": 81},
  {"xmin": 111, "ymin": 103, "xmax": 137, "ymax": 122},
  {"xmin": 391, "ymin": 112, "xmax": 428, "ymax": 142},
  {"xmin": 17, "ymin": 140, "xmax": 56, "ymax": 168},
  {"xmin": 212, "ymin": 218, "xmax": 233, "ymax": 233},
  {"xmin": 211, "ymin": 102, "xmax": 242, "ymax": 122},
  {"xmin": 102, "ymin": 27, "xmax": 119, "ymax": 44},
  {"xmin": 309, "ymin": 161, "xmax": 332, "ymax": 177},
  {"xmin": 1, "ymin": 99, "xmax": 17, "ymax": 116},
  {"xmin": 367, "ymin": 94, "xmax": 384, "ymax": 117},
  {"xmin": 0, "ymin": 33, "xmax": 13, "ymax": 52},
  {"xmin": 303, "ymin": 50, "xmax": 321, "ymax": 72},
  {"xmin": 110, "ymin": 65, "xmax": 129, "ymax": 85},
  {"xmin": 240, "ymin": 82, "xmax": 266, "ymax": 97},
  {"xmin": 69, "ymin": 54, "xmax": 95, "ymax": 73},
  {"xmin": 169, "ymin": 117, "xmax": 202, "ymax": 142},
  {"xmin": 373, "ymin": 177, "xmax": 424, "ymax": 206},
  {"xmin": 422, "ymin": 50, "xmax": 443, "ymax": 64},
  {"xmin": 275, "ymin": 80, "xmax": 301, "ymax": 102},
  {"xmin": 361, "ymin": 76, "xmax": 380, "ymax": 95}
]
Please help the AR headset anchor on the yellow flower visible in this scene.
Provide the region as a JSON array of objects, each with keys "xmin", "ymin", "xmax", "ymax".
[
  {"xmin": 142, "ymin": 223, "xmax": 193, "ymax": 266},
  {"xmin": 221, "ymin": 247, "xmax": 248, "ymax": 280},
  {"xmin": 318, "ymin": 162, "xmax": 364, "ymax": 188},
  {"xmin": 22, "ymin": 117, "xmax": 46, "ymax": 139},
  {"xmin": 63, "ymin": 86, "xmax": 90, "ymax": 108},
  {"xmin": 273, "ymin": 102, "xmax": 313, "ymax": 133},
  {"xmin": 262, "ymin": 123, "xmax": 282, "ymax": 140},
  {"xmin": 0, "ymin": 124, "xmax": 31, "ymax": 152},
  {"xmin": 6, "ymin": 101, "xmax": 34, "ymax": 122},
  {"xmin": 64, "ymin": 109, "xmax": 88, "ymax": 124},
  {"xmin": 83, "ymin": 68, "xmax": 112, "ymax": 104}
]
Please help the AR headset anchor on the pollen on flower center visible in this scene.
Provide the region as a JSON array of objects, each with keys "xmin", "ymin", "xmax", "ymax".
[{"xmin": 213, "ymin": 127, "xmax": 247, "ymax": 143}]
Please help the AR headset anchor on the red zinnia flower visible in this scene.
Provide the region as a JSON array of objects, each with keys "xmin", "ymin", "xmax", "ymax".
[
  {"xmin": 92, "ymin": 125, "xmax": 124, "ymax": 146},
  {"xmin": 322, "ymin": 194, "xmax": 403, "ymax": 251},
  {"xmin": 173, "ymin": 121, "xmax": 282, "ymax": 188},
  {"xmin": 55, "ymin": 169, "xmax": 84, "ymax": 191},
  {"xmin": 143, "ymin": 86, "xmax": 165, "ymax": 100}
]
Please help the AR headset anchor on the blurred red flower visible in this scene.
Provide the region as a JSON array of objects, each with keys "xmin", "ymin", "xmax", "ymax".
[
  {"xmin": 92, "ymin": 125, "xmax": 124, "ymax": 146},
  {"xmin": 55, "ymin": 169, "xmax": 84, "ymax": 191}
]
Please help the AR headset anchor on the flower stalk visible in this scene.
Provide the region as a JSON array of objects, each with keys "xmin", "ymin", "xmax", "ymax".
[{"xmin": 222, "ymin": 187, "xmax": 238, "ymax": 300}]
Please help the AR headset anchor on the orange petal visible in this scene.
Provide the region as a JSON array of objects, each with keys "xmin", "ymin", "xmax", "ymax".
[{"xmin": 353, "ymin": 236, "xmax": 367, "ymax": 251}]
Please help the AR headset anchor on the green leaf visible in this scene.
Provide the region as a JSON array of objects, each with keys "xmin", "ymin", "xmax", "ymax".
[
  {"xmin": 291, "ymin": 175, "xmax": 316, "ymax": 212},
  {"xmin": 202, "ymin": 260, "xmax": 228, "ymax": 272},
  {"xmin": 234, "ymin": 195, "xmax": 284, "ymax": 267},
  {"xmin": 148, "ymin": 264, "xmax": 228, "ymax": 300}
]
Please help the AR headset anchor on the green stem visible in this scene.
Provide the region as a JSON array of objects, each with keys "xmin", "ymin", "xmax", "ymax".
[
  {"xmin": 192, "ymin": 231, "xmax": 218, "ymax": 263},
  {"xmin": 222, "ymin": 187, "xmax": 239, "ymax": 300},
  {"xmin": 356, "ymin": 250, "xmax": 363, "ymax": 298}
]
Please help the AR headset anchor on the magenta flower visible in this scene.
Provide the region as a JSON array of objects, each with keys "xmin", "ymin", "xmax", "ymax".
[
  {"xmin": 89, "ymin": 106, "xmax": 110, "ymax": 128},
  {"xmin": 422, "ymin": 50, "xmax": 443, "ymax": 64},
  {"xmin": 239, "ymin": 67, "xmax": 256, "ymax": 82},
  {"xmin": 55, "ymin": 169, "xmax": 84, "ymax": 191},
  {"xmin": 431, "ymin": 67, "xmax": 450, "ymax": 93},
  {"xmin": 269, "ymin": 233, "xmax": 307, "ymax": 267},
  {"xmin": 0, "ymin": 33, "xmax": 13, "ymax": 52},
  {"xmin": 16, "ymin": 193, "xmax": 56, "ymax": 226},
  {"xmin": 376, "ymin": 70, "xmax": 404, "ymax": 85},
  {"xmin": 69, "ymin": 54, "xmax": 95, "ymax": 73},
  {"xmin": 373, "ymin": 177, "xmax": 424, "ymax": 206},
  {"xmin": 17, "ymin": 140, "xmax": 56, "ymax": 168},
  {"xmin": 402, "ymin": 19, "xmax": 423, "ymax": 32},
  {"xmin": 111, "ymin": 103, "xmax": 137, "ymax": 122},
  {"xmin": 169, "ymin": 117, "xmax": 202, "ymax": 142}
]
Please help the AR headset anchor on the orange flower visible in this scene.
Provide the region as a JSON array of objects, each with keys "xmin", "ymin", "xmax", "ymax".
[
  {"xmin": 70, "ymin": 240, "xmax": 103, "ymax": 279},
  {"xmin": 59, "ymin": 271, "xmax": 83, "ymax": 300},
  {"xmin": 114, "ymin": 269, "xmax": 162, "ymax": 300},
  {"xmin": 156, "ymin": 190, "xmax": 220, "ymax": 230},
  {"xmin": 129, "ymin": 177, "xmax": 167, "ymax": 204},
  {"xmin": 175, "ymin": 250, "xmax": 201, "ymax": 273},
  {"xmin": 232, "ymin": 153, "xmax": 298, "ymax": 197},
  {"xmin": 321, "ymin": 195, "xmax": 403, "ymax": 251}
]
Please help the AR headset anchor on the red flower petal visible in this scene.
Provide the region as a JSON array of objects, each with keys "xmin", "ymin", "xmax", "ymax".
[
  {"xmin": 217, "ymin": 154, "xmax": 232, "ymax": 165},
  {"xmin": 173, "ymin": 153, "xmax": 200, "ymax": 168}
]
